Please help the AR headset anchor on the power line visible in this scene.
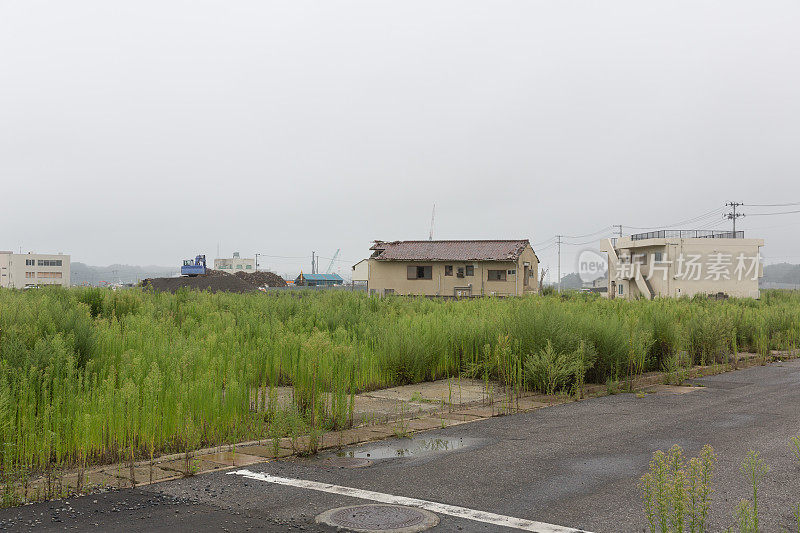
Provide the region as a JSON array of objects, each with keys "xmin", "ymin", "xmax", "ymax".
[
  {"xmin": 746, "ymin": 201, "xmax": 800, "ymax": 207},
  {"xmin": 560, "ymin": 226, "xmax": 614, "ymax": 239},
  {"xmin": 747, "ymin": 208, "xmax": 800, "ymax": 217},
  {"xmin": 624, "ymin": 207, "xmax": 726, "ymax": 230},
  {"xmin": 532, "ymin": 236, "xmax": 557, "ymax": 247}
]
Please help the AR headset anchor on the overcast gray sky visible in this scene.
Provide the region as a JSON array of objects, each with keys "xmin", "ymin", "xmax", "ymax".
[{"xmin": 2, "ymin": 1, "xmax": 800, "ymax": 277}]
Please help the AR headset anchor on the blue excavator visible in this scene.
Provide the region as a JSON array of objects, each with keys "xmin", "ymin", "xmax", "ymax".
[{"xmin": 181, "ymin": 255, "xmax": 207, "ymax": 276}]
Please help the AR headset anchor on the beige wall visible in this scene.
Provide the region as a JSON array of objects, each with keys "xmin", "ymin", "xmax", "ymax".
[
  {"xmin": 0, "ymin": 252, "xmax": 71, "ymax": 289},
  {"xmin": 351, "ymin": 259, "xmax": 369, "ymax": 282},
  {"xmin": 603, "ymin": 237, "xmax": 763, "ymax": 300},
  {"xmin": 367, "ymin": 245, "xmax": 538, "ymax": 297}
]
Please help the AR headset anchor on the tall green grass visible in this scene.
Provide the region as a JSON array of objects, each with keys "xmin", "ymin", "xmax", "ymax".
[{"xmin": 0, "ymin": 287, "xmax": 798, "ymax": 496}]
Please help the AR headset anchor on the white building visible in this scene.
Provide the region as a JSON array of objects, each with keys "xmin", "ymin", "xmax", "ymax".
[
  {"xmin": 214, "ymin": 251, "xmax": 255, "ymax": 273},
  {"xmin": 0, "ymin": 251, "xmax": 71, "ymax": 289},
  {"xmin": 601, "ymin": 230, "xmax": 763, "ymax": 300}
]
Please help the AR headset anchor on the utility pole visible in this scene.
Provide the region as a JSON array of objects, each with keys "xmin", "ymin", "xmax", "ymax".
[
  {"xmin": 724, "ymin": 202, "xmax": 745, "ymax": 234},
  {"xmin": 613, "ymin": 224, "xmax": 623, "ymax": 238},
  {"xmin": 556, "ymin": 235, "xmax": 562, "ymax": 293},
  {"xmin": 255, "ymin": 253, "xmax": 260, "ymax": 272},
  {"xmin": 311, "ymin": 251, "xmax": 315, "ymax": 274},
  {"xmin": 428, "ymin": 203, "xmax": 436, "ymax": 240}
]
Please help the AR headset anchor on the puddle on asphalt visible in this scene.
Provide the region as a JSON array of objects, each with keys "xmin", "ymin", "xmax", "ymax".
[{"xmin": 336, "ymin": 437, "xmax": 478, "ymax": 460}]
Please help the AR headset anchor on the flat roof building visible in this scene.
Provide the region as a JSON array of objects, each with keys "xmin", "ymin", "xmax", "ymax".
[
  {"xmin": 601, "ymin": 230, "xmax": 763, "ymax": 300},
  {"xmin": 366, "ymin": 239, "xmax": 539, "ymax": 297},
  {"xmin": 0, "ymin": 251, "xmax": 71, "ymax": 289},
  {"xmin": 214, "ymin": 252, "xmax": 255, "ymax": 273}
]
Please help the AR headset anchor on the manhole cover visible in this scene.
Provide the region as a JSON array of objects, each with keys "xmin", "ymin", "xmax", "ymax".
[
  {"xmin": 321, "ymin": 456, "xmax": 373, "ymax": 469},
  {"xmin": 316, "ymin": 504, "xmax": 438, "ymax": 532}
]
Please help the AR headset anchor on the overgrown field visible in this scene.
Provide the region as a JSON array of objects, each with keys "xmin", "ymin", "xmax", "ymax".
[{"xmin": 1, "ymin": 288, "xmax": 799, "ymax": 495}]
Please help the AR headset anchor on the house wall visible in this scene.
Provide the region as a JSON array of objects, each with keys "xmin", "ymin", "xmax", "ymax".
[
  {"xmin": 367, "ymin": 245, "xmax": 538, "ymax": 297},
  {"xmin": 608, "ymin": 237, "xmax": 763, "ymax": 299},
  {"xmin": 0, "ymin": 252, "xmax": 71, "ymax": 289},
  {"xmin": 352, "ymin": 260, "xmax": 369, "ymax": 282}
]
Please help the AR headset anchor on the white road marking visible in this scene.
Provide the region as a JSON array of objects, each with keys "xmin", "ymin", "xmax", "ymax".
[{"xmin": 228, "ymin": 469, "xmax": 590, "ymax": 533}]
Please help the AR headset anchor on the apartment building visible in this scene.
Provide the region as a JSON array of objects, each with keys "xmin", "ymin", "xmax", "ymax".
[
  {"xmin": 600, "ymin": 230, "xmax": 763, "ymax": 300},
  {"xmin": 0, "ymin": 251, "xmax": 71, "ymax": 289},
  {"xmin": 213, "ymin": 251, "xmax": 255, "ymax": 273},
  {"xmin": 367, "ymin": 240, "xmax": 539, "ymax": 297}
]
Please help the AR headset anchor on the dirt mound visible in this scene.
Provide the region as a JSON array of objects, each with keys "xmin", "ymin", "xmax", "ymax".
[
  {"xmin": 204, "ymin": 269, "xmax": 230, "ymax": 278},
  {"xmin": 142, "ymin": 274, "xmax": 257, "ymax": 293},
  {"xmin": 234, "ymin": 270, "xmax": 287, "ymax": 287}
]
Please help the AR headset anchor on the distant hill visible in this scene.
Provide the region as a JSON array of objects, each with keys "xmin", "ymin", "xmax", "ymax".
[
  {"xmin": 762, "ymin": 263, "xmax": 800, "ymax": 285},
  {"xmin": 761, "ymin": 263, "xmax": 800, "ymax": 289},
  {"xmin": 70, "ymin": 263, "xmax": 177, "ymax": 286},
  {"xmin": 559, "ymin": 272, "xmax": 584, "ymax": 290}
]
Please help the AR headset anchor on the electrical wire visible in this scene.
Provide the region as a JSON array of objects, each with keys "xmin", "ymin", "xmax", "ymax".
[
  {"xmin": 560, "ymin": 226, "xmax": 614, "ymax": 239},
  {"xmin": 623, "ymin": 207, "xmax": 726, "ymax": 230},
  {"xmin": 746, "ymin": 201, "xmax": 800, "ymax": 207},
  {"xmin": 532, "ymin": 237, "xmax": 557, "ymax": 247},
  {"xmin": 747, "ymin": 209, "xmax": 800, "ymax": 217}
]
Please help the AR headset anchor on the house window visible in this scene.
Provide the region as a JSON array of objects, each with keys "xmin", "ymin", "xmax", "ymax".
[
  {"xmin": 407, "ymin": 265, "xmax": 432, "ymax": 280},
  {"xmin": 465, "ymin": 265, "xmax": 474, "ymax": 276},
  {"xmin": 37, "ymin": 259, "xmax": 62, "ymax": 267},
  {"xmin": 654, "ymin": 252, "xmax": 663, "ymax": 262},
  {"xmin": 37, "ymin": 272, "xmax": 62, "ymax": 279},
  {"xmin": 26, "ymin": 259, "xmax": 35, "ymax": 266},
  {"xmin": 444, "ymin": 265, "xmax": 453, "ymax": 276},
  {"xmin": 508, "ymin": 269, "xmax": 516, "ymax": 275},
  {"xmin": 487, "ymin": 269, "xmax": 506, "ymax": 281},
  {"xmin": 619, "ymin": 284, "xmax": 624, "ymax": 295},
  {"xmin": 457, "ymin": 267, "xmax": 464, "ymax": 278},
  {"xmin": 25, "ymin": 272, "xmax": 35, "ymax": 278}
]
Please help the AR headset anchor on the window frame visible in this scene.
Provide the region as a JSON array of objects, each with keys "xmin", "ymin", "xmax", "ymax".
[
  {"xmin": 406, "ymin": 265, "xmax": 433, "ymax": 280},
  {"xmin": 487, "ymin": 269, "xmax": 507, "ymax": 281}
]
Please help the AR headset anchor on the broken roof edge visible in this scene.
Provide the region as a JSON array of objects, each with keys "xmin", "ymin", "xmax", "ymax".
[{"xmin": 369, "ymin": 239, "xmax": 538, "ymax": 263}]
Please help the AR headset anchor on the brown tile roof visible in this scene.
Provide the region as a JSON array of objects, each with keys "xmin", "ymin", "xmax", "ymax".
[{"xmin": 369, "ymin": 240, "xmax": 533, "ymax": 262}]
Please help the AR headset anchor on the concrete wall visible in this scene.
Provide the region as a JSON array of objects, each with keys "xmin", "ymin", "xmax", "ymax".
[
  {"xmin": 214, "ymin": 256, "xmax": 256, "ymax": 273},
  {"xmin": 605, "ymin": 237, "xmax": 763, "ymax": 300},
  {"xmin": 0, "ymin": 252, "xmax": 71, "ymax": 289},
  {"xmin": 367, "ymin": 246, "xmax": 538, "ymax": 297}
]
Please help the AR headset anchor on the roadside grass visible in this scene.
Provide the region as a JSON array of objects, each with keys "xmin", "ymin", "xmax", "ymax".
[
  {"xmin": 641, "ymin": 445, "xmax": 800, "ymax": 533},
  {"xmin": 1, "ymin": 287, "xmax": 800, "ymax": 506}
]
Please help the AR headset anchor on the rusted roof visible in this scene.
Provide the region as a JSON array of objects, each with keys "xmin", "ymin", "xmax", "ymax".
[{"xmin": 369, "ymin": 240, "xmax": 533, "ymax": 262}]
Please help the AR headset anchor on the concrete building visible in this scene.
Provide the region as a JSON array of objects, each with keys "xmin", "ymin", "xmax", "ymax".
[
  {"xmin": 214, "ymin": 252, "xmax": 255, "ymax": 273},
  {"xmin": 601, "ymin": 230, "xmax": 763, "ymax": 300},
  {"xmin": 367, "ymin": 240, "xmax": 539, "ymax": 297},
  {"xmin": 0, "ymin": 251, "xmax": 71, "ymax": 289}
]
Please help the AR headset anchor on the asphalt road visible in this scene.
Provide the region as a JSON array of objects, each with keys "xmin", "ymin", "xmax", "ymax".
[{"xmin": 2, "ymin": 359, "xmax": 799, "ymax": 533}]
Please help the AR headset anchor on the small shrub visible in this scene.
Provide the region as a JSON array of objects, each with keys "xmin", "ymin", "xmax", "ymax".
[
  {"xmin": 524, "ymin": 340, "xmax": 585, "ymax": 395},
  {"xmin": 739, "ymin": 450, "xmax": 770, "ymax": 532},
  {"xmin": 640, "ymin": 444, "xmax": 716, "ymax": 533},
  {"xmin": 790, "ymin": 436, "xmax": 800, "ymax": 466}
]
